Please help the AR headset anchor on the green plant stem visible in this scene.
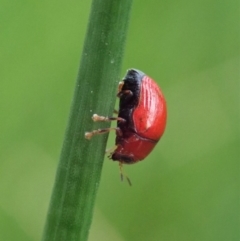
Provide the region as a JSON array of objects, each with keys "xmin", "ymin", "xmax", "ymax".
[{"xmin": 41, "ymin": 0, "xmax": 132, "ymax": 240}]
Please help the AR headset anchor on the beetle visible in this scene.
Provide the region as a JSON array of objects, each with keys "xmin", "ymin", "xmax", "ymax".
[{"xmin": 85, "ymin": 69, "xmax": 167, "ymax": 184}]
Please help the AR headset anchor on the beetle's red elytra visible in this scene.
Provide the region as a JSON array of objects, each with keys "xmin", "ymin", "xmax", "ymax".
[{"xmin": 85, "ymin": 69, "xmax": 167, "ymax": 183}]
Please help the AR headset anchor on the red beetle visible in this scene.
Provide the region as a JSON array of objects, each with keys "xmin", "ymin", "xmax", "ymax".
[{"xmin": 85, "ymin": 69, "xmax": 167, "ymax": 183}]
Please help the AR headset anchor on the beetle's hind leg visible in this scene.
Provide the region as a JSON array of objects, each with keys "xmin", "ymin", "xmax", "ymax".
[
  {"xmin": 92, "ymin": 114, "xmax": 125, "ymax": 123},
  {"xmin": 85, "ymin": 113, "xmax": 124, "ymax": 140},
  {"xmin": 85, "ymin": 127, "xmax": 120, "ymax": 140}
]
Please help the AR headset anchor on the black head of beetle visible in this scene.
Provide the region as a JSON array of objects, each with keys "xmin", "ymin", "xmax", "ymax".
[{"xmin": 117, "ymin": 69, "xmax": 145, "ymax": 130}]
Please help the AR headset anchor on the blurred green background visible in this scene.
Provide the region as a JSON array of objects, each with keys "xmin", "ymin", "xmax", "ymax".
[{"xmin": 0, "ymin": 0, "xmax": 239, "ymax": 240}]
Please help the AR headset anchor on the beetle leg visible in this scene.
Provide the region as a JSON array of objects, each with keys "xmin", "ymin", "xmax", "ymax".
[
  {"xmin": 118, "ymin": 81, "xmax": 124, "ymax": 94},
  {"xmin": 85, "ymin": 127, "xmax": 122, "ymax": 140},
  {"xmin": 117, "ymin": 89, "xmax": 133, "ymax": 98},
  {"xmin": 105, "ymin": 145, "xmax": 117, "ymax": 154},
  {"xmin": 92, "ymin": 113, "xmax": 125, "ymax": 123},
  {"xmin": 106, "ymin": 146, "xmax": 117, "ymax": 160},
  {"xmin": 117, "ymin": 81, "xmax": 133, "ymax": 98},
  {"xmin": 119, "ymin": 162, "xmax": 132, "ymax": 186}
]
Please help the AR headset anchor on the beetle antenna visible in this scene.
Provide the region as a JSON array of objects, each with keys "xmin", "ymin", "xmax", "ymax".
[
  {"xmin": 119, "ymin": 162, "xmax": 132, "ymax": 186},
  {"xmin": 120, "ymin": 172, "xmax": 124, "ymax": 182},
  {"xmin": 126, "ymin": 176, "xmax": 132, "ymax": 186}
]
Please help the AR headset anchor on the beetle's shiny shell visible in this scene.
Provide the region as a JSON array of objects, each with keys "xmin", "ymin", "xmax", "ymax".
[{"xmin": 111, "ymin": 69, "xmax": 167, "ymax": 164}]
